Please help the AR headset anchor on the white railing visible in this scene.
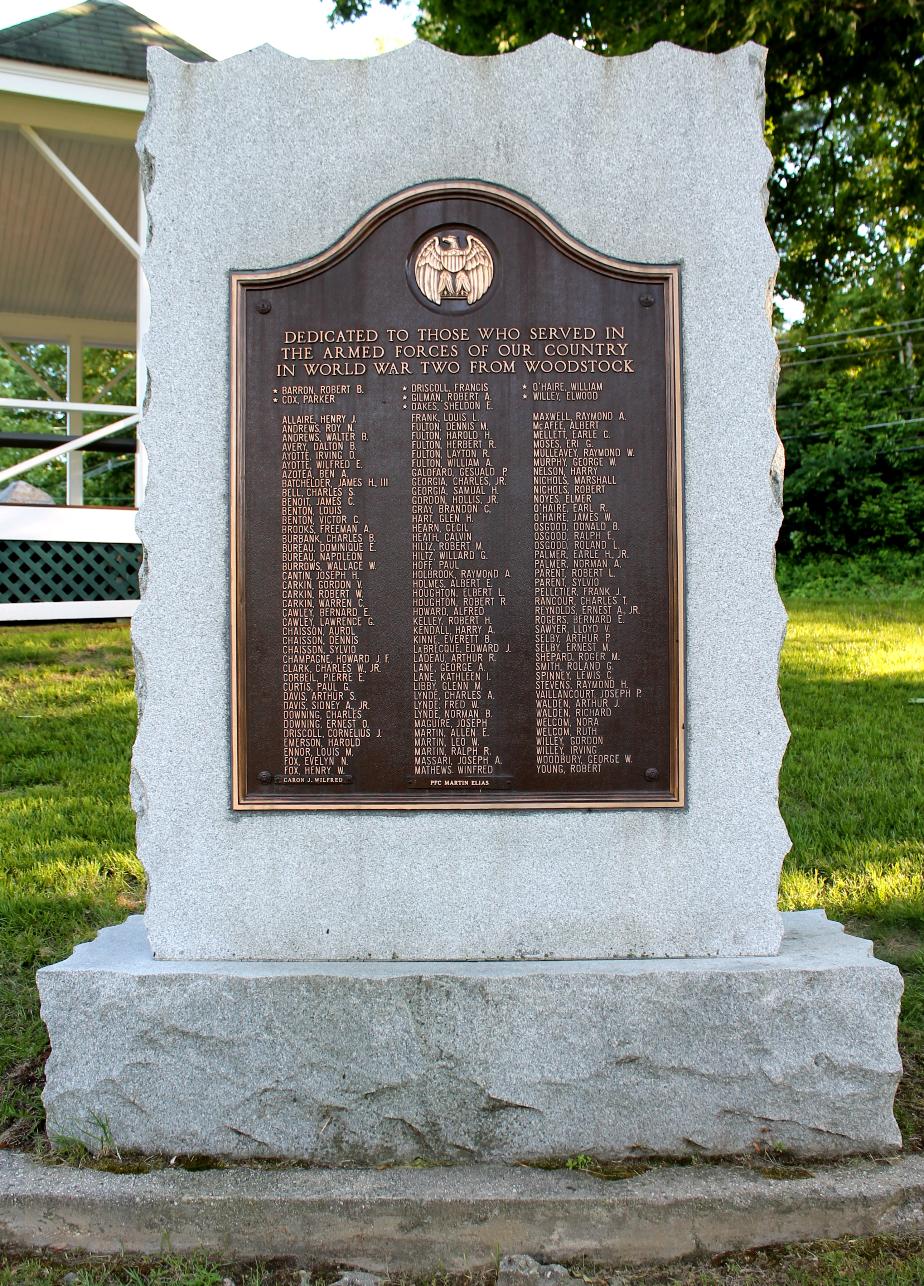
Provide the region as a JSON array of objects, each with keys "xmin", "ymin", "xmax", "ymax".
[
  {"xmin": 0, "ymin": 407, "xmax": 141, "ymax": 486},
  {"xmin": 0, "ymin": 397, "xmax": 137, "ymax": 414}
]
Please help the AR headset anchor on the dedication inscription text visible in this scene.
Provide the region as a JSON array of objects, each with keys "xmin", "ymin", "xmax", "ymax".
[{"xmin": 232, "ymin": 184, "xmax": 683, "ymax": 808}]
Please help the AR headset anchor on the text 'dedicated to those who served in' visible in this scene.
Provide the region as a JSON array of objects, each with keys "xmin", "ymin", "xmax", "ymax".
[{"xmin": 231, "ymin": 184, "xmax": 684, "ymax": 809}]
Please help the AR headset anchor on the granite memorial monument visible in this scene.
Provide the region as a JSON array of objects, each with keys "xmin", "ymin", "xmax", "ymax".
[{"xmin": 38, "ymin": 36, "xmax": 902, "ymax": 1163}]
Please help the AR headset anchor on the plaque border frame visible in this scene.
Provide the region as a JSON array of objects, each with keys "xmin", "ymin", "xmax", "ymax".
[{"xmin": 230, "ymin": 180, "xmax": 685, "ymax": 810}]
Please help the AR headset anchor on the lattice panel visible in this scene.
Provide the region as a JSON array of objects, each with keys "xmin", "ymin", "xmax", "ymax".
[{"xmin": 0, "ymin": 540, "xmax": 141, "ymax": 603}]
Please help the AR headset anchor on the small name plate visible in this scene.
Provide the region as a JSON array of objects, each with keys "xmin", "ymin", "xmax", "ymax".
[{"xmin": 231, "ymin": 183, "xmax": 684, "ymax": 809}]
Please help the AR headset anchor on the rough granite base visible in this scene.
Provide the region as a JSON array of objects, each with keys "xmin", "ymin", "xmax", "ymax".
[{"xmin": 39, "ymin": 910, "xmax": 902, "ymax": 1162}]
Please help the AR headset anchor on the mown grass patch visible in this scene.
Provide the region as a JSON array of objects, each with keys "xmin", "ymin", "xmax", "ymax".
[
  {"xmin": 777, "ymin": 599, "xmax": 924, "ymax": 1146},
  {"xmin": 0, "ymin": 623, "xmax": 143, "ymax": 1147},
  {"xmin": 778, "ymin": 601, "xmax": 924, "ymax": 933}
]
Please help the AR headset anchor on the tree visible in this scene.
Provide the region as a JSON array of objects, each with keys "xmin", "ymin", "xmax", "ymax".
[
  {"xmin": 776, "ymin": 353, "xmax": 923, "ymax": 557},
  {"xmin": 330, "ymin": 0, "xmax": 923, "ymax": 312}
]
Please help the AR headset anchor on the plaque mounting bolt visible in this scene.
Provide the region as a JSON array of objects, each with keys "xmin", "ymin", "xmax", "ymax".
[
  {"xmin": 645, "ymin": 767, "xmax": 660, "ymax": 782},
  {"xmin": 257, "ymin": 771, "xmax": 273, "ymax": 784},
  {"xmin": 256, "ymin": 301, "xmax": 272, "ymax": 314},
  {"xmin": 639, "ymin": 294, "xmax": 655, "ymax": 308}
]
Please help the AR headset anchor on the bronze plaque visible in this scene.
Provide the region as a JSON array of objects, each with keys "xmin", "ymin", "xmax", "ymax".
[{"xmin": 231, "ymin": 182, "xmax": 683, "ymax": 809}]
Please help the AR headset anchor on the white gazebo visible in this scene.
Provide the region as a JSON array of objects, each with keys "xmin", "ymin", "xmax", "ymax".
[{"xmin": 0, "ymin": 0, "xmax": 208, "ymax": 621}]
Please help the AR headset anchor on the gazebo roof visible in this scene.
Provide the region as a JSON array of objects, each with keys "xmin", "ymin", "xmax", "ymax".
[{"xmin": 0, "ymin": 0, "xmax": 210, "ymax": 80}]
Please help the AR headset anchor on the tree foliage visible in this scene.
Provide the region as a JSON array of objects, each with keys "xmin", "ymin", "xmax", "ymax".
[
  {"xmin": 778, "ymin": 364, "xmax": 923, "ymax": 556},
  {"xmin": 776, "ymin": 274, "xmax": 924, "ymax": 556},
  {"xmin": 331, "ymin": 0, "xmax": 922, "ymax": 312}
]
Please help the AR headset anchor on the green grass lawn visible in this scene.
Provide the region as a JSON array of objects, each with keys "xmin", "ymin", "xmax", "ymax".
[
  {"xmin": 1, "ymin": 602, "xmax": 923, "ymax": 1153},
  {"xmin": 3, "ymin": 1238, "xmax": 924, "ymax": 1286},
  {"xmin": 0, "ymin": 601, "xmax": 923, "ymax": 1280}
]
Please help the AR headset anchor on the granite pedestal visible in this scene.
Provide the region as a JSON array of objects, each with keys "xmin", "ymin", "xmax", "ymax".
[{"xmin": 39, "ymin": 911, "xmax": 902, "ymax": 1160}]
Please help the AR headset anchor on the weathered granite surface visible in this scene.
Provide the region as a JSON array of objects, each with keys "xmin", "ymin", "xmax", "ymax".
[
  {"xmin": 134, "ymin": 37, "xmax": 787, "ymax": 961},
  {"xmin": 39, "ymin": 911, "xmax": 902, "ymax": 1161}
]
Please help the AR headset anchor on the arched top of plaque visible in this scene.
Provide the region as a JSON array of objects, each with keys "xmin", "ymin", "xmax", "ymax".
[
  {"xmin": 230, "ymin": 180, "xmax": 679, "ymax": 295},
  {"xmin": 230, "ymin": 180, "xmax": 683, "ymax": 811}
]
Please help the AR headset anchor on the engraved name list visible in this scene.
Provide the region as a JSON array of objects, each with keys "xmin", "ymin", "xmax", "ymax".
[{"xmin": 232, "ymin": 186, "xmax": 683, "ymax": 809}]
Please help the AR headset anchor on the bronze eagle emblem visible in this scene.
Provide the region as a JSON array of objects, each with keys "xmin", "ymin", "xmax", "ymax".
[{"xmin": 414, "ymin": 232, "xmax": 494, "ymax": 306}]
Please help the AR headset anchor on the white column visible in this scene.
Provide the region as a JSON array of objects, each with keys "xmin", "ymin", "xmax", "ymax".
[{"xmin": 66, "ymin": 334, "xmax": 84, "ymax": 506}]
